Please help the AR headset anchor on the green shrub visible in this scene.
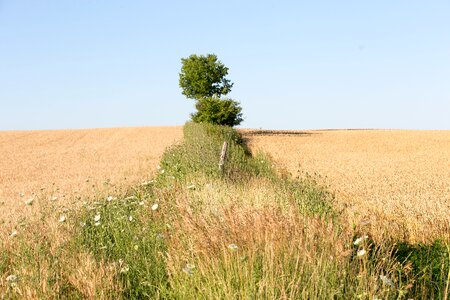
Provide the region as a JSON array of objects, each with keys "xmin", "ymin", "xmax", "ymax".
[{"xmin": 191, "ymin": 97, "xmax": 243, "ymax": 127}]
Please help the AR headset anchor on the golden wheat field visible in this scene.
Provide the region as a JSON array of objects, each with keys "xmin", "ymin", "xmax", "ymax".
[
  {"xmin": 244, "ymin": 129, "xmax": 450, "ymax": 243},
  {"xmin": 0, "ymin": 126, "xmax": 183, "ymax": 227}
]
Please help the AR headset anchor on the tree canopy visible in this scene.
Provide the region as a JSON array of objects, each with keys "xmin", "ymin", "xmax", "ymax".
[{"xmin": 179, "ymin": 54, "xmax": 233, "ymax": 100}]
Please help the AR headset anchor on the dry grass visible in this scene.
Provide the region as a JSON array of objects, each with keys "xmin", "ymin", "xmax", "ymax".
[
  {"xmin": 244, "ymin": 129, "xmax": 450, "ymax": 243},
  {"xmin": 164, "ymin": 177, "xmax": 350, "ymax": 299},
  {"xmin": 0, "ymin": 126, "xmax": 182, "ymax": 227}
]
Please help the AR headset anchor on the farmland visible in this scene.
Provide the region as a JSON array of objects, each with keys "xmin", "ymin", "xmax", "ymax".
[
  {"xmin": 1, "ymin": 125, "xmax": 449, "ymax": 299},
  {"xmin": 0, "ymin": 126, "xmax": 183, "ymax": 227},
  {"xmin": 3, "ymin": 126, "xmax": 448, "ymax": 243},
  {"xmin": 244, "ymin": 129, "xmax": 450, "ymax": 243}
]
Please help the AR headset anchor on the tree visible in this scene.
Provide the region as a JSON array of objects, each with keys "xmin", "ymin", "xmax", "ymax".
[
  {"xmin": 179, "ymin": 54, "xmax": 233, "ymax": 99},
  {"xmin": 179, "ymin": 53, "xmax": 243, "ymax": 127}
]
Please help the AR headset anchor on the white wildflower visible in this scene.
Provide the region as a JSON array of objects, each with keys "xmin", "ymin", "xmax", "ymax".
[
  {"xmin": 139, "ymin": 201, "xmax": 145, "ymax": 206},
  {"xmin": 357, "ymin": 249, "xmax": 367, "ymax": 257},
  {"xmin": 379, "ymin": 275, "xmax": 394, "ymax": 287},
  {"xmin": 94, "ymin": 221, "xmax": 101, "ymax": 226},
  {"xmin": 129, "ymin": 216, "xmax": 133, "ymax": 222},
  {"xmin": 134, "ymin": 245, "xmax": 139, "ymax": 251},
  {"xmin": 354, "ymin": 235, "xmax": 369, "ymax": 245},
  {"xmin": 160, "ymin": 169, "xmax": 165, "ymax": 174},
  {"xmin": 94, "ymin": 213, "xmax": 101, "ymax": 222},
  {"xmin": 25, "ymin": 198, "xmax": 34, "ymax": 205},
  {"xmin": 59, "ymin": 215, "xmax": 66, "ymax": 223},
  {"xmin": 151, "ymin": 203, "xmax": 159, "ymax": 211},
  {"xmin": 80, "ymin": 222, "xmax": 86, "ymax": 227},
  {"xmin": 9, "ymin": 230, "xmax": 18, "ymax": 238},
  {"xmin": 107, "ymin": 195, "xmax": 114, "ymax": 202},
  {"xmin": 228, "ymin": 243, "xmax": 238, "ymax": 251},
  {"xmin": 353, "ymin": 237, "xmax": 364, "ymax": 246},
  {"xmin": 120, "ymin": 265, "xmax": 129, "ymax": 274},
  {"xmin": 118, "ymin": 259, "xmax": 127, "ymax": 272},
  {"xmin": 182, "ymin": 263, "xmax": 195, "ymax": 276},
  {"xmin": 6, "ymin": 274, "xmax": 17, "ymax": 282}
]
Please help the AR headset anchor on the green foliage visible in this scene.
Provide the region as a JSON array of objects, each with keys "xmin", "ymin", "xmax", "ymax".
[
  {"xmin": 158, "ymin": 122, "xmax": 271, "ymax": 184},
  {"xmin": 191, "ymin": 97, "xmax": 243, "ymax": 127},
  {"xmin": 78, "ymin": 194, "xmax": 168, "ymax": 298},
  {"xmin": 394, "ymin": 240, "xmax": 450, "ymax": 297},
  {"xmin": 179, "ymin": 54, "xmax": 233, "ymax": 100},
  {"xmin": 283, "ymin": 175, "xmax": 337, "ymax": 219}
]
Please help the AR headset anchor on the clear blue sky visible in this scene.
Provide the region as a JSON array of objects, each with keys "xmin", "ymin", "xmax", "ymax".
[{"xmin": 1, "ymin": 1, "xmax": 449, "ymax": 130}]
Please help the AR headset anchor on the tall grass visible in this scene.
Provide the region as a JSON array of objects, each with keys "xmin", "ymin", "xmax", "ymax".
[
  {"xmin": 1, "ymin": 122, "xmax": 448, "ymax": 299},
  {"xmin": 77, "ymin": 193, "xmax": 168, "ymax": 298}
]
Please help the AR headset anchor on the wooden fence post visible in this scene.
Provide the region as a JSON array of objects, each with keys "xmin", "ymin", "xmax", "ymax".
[{"xmin": 219, "ymin": 141, "xmax": 228, "ymax": 172}]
